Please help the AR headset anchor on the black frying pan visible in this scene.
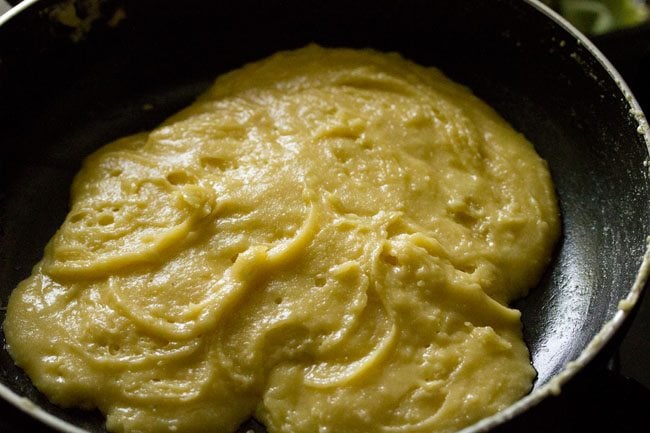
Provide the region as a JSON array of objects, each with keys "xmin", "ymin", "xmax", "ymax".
[{"xmin": 1, "ymin": 0, "xmax": 649, "ymax": 432}]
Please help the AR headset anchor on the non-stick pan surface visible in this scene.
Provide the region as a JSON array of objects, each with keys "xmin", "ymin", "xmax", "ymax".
[{"xmin": 1, "ymin": 0, "xmax": 649, "ymax": 432}]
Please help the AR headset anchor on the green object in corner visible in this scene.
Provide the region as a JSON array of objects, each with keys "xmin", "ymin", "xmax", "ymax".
[{"xmin": 558, "ymin": 0, "xmax": 649, "ymax": 34}]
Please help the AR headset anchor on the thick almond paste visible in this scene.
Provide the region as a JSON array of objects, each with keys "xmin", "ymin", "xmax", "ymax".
[{"xmin": 4, "ymin": 46, "xmax": 560, "ymax": 433}]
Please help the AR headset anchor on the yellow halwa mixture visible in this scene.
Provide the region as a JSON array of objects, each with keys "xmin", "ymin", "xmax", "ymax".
[{"xmin": 4, "ymin": 46, "xmax": 560, "ymax": 433}]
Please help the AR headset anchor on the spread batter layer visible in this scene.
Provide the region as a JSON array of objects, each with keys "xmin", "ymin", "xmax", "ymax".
[{"xmin": 4, "ymin": 46, "xmax": 560, "ymax": 433}]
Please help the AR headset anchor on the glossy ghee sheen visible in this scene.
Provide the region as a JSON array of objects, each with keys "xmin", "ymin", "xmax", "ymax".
[{"xmin": 4, "ymin": 46, "xmax": 560, "ymax": 433}]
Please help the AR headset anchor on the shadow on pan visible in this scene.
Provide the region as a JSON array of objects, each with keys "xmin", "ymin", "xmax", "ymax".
[{"xmin": 0, "ymin": 0, "xmax": 649, "ymax": 432}]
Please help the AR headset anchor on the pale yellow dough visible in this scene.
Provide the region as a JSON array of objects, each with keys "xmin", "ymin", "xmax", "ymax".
[{"xmin": 4, "ymin": 46, "xmax": 560, "ymax": 433}]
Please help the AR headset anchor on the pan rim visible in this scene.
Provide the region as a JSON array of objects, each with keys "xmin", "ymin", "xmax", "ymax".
[
  {"xmin": 0, "ymin": 0, "xmax": 37, "ymax": 26},
  {"xmin": 1, "ymin": 0, "xmax": 649, "ymax": 432}
]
